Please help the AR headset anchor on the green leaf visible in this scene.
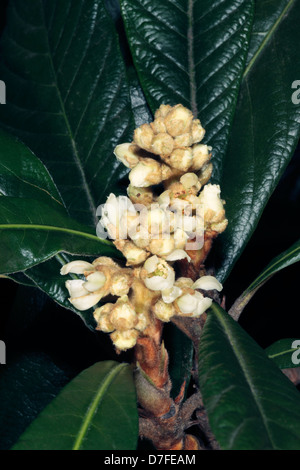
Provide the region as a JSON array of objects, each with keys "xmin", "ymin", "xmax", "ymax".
[
  {"xmin": 12, "ymin": 361, "xmax": 139, "ymax": 450},
  {"xmin": 0, "ymin": 128, "xmax": 63, "ymax": 206},
  {"xmin": 0, "ymin": 197, "xmax": 119, "ymax": 274},
  {"xmin": 214, "ymin": 0, "xmax": 300, "ymax": 281},
  {"xmin": 127, "ymin": 66, "xmax": 153, "ymax": 127},
  {"xmin": 25, "ymin": 254, "xmax": 98, "ymax": 328},
  {"xmin": 0, "ymin": 351, "xmax": 76, "ymax": 450},
  {"xmin": 229, "ymin": 238, "xmax": 300, "ymax": 320},
  {"xmin": 121, "ymin": 0, "xmax": 254, "ymax": 179},
  {"xmin": 0, "ymin": 0, "xmax": 134, "ymax": 226},
  {"xmin": 245, "ymin": 0, "xmax": 293, "ymax": 65},
  {"xmin": 266, "ymin": 338, "xmax": 300, "ymax": 369},
  {"xmin": 199, "ymin": 302, "xmax": 300, "ymax": 450},
  {"xmin": 246, "ymin": 238, "xmax": 300, "ymax": 293}
]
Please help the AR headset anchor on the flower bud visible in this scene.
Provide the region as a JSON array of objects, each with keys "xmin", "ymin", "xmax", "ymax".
[
  {"xmin": 110, "ymin": 329, "xmax": 139, "ymax": 351},
  {"xmin": 155, "ymin": 104, "xmax": 172, "ymax": 119},
  {"xmin": 180, "ymin": 172, "xmax": 200, "ymax": 190},
  {"xmin": 164, "ymin": 104, "xmax": 193, "ymax": 137},
  {"xmin": 190, "ymin": 144, "xmax": 212, "ymax": 171},
  {"xmin": 130, "ymin": 225, "xmax": 150, "ymax": 249},
  {"xmin": 198, "ymin": 184, "xmax": 226, "ymax": 225},
  {"xmin": 152, "ymin": 299, "xmax": 176, "ymax": 322},
  {"xmin": 168, "ymin": 148, "xmax": 193, "ymax": 171},
  {"xmin": 96, "ymin": 314, "xmax": 115, "ymax": 333},
  {"xmin": 129, "ymin": 159, "xmax": 161, "ymax": 187},
  {"xmin": 114, "ymin": 143, "xmax": 140, "ymax": 168},
  {"xmin": 92, "ymin": 257, "xmax": 120, "ymax": 268},
  {"xmin": 110, "ymin": 273, "xmax": 132, "ymax": 296},
  {"xmin": 174, "ymin": 229, "xmax": 189, "ymax": 249},
  {"xmin": 151, "ymin": 117, "xmax": 167, "ymax": 134},
  {"xmin": 173, "ymin": 133, "xmax": 193, "ymax": 148},
  {"xmin": 127, "ymin": 184, "xmax": 154, "ymax": 207},
  {"xmin": 210, "ymin": 218, "xmax": 228, "ymax": 233},
  {"xmin": 134, "ymin": 123, "xmax": 154, "ymax": 150},
  {"xmin": 135, "ymin": 313, "xmax": 149, "ymax": 332},
  {"xmin": 198, "ymin": 162, "xmax": 213, "ymax": 186},
  {"xmin": 110, "ymin": 297, "xmax": 137, "ymax": 331},
  {"xmin": 94, "ymin": 303, "xmax": 113, "ymax": 323},
  {"xmin": 114, "ymin": 240, "xmax": 149, "ymax": 266},
  {"xmin": 151, "ymin": 132, "xmax": 174, "ymax": 156},
  {"xmin": 149, "ymin": 238, "xmax": 175, "ymax": 257},
  {"xmin": 191, "ymin": 119, "xmax": 205, "ymax": 143}
]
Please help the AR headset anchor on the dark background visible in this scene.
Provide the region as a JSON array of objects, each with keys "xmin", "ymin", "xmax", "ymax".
[{"xmin": 0, "ymin": 0, "xmax": 299, "ymax": 450}]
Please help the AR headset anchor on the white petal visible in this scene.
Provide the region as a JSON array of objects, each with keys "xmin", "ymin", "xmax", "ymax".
[
  {"xmin": 158, "ymin": 190, "xmax": 170, "ymax": 208},
  {"xmin": 69, "ymin": 292, "xmax": 103, "ymax": 311},
  {"xmin": 180, "ymin": 173, "xmax": 199, "ymax": 189},
  {"xmin": 162, "ymin": 286, "xmax": 182, "ymax": 303},
  {"xmin": 193, "ymin": 276, "xmax": 223, "ymax": 292},
  {"xmin": 177, "ymin": 292, "xmax": 212, "ymax": 316},
  {"xmin": 129, "ymin": 162, "xmax": 152, "ymax": 187},
  {"xmin": 65, "ymin": 280, "xmax": 89, "ymax": 298},
  {"xmin": 177, "ymin": 293, "xmax": 199, "ymax": 314},
  {"xmin": 164, "ymin": 249, "xmax": 191, "ymax": 262},
  {"xmin": 198, "ymin": 184, "xmax": 224, "ymax": 213},
  {"xmin": 83, "ymin": 271, "xmax": 106, "ymax": 292},
  {"xmin": 60, "ymin": 260, "xmax": 94, "ymax": 275},
  {"xmin": 144, "ymin": 255, "xmax": 159, "ymax": 274},
  {"xmin": 145, "ymin": 274, "xmax": 174, "ymax": 291},
  {"xmin": 193, "ymin": 293, "xmax": 212, "ymax": 316}
]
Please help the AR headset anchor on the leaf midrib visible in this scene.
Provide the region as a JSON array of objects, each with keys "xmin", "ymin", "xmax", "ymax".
[
  {"xmin": 246, "ymin": 241, "xmax": 300, "ymax": 293},
  {"xmin": 187, "ymin": 0, "xmax": 197, "ymax": 116},
  {"xmin": 243, "ymin": 0, "xmax": 296, "ymax": 78},
  {"xmin": 40, "ymin": 1, "xmax": 97, "ymax": 222},
  {"xmin": 212, "ymin": 303, "xmax": 275, "ymax": 449},
  {"xmin": 72, "ymin": 363, "xmax": 127, "ymax": 450},
  {"xmin": 0, "ymin": 222, "xmax": 111, "ymax": 245}
]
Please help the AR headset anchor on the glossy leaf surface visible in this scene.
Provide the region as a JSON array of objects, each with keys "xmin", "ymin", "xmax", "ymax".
[
  {"xmin": 0, "ymin": 197, "xmax": 119, "ymax": 274},
  {"xmin": 13, "ymin": 361, "xmax": 138, "ymax": 450},
  {"xmin": 266, "ymin": 338, "xmax": 300, "ymax": 369},
  {"xmin": 199, "ymin": 303, "xmax": 300, "ymax": 449},
  {"xmin": 0, "ymin": 0, "xmax": 134, "ymax": 226}
]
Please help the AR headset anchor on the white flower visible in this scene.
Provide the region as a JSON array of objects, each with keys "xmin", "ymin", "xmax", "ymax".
[
  {"xmin": 176, "ymin": 291, "xmax": 212, "ymax": 317},
  {"xmin": 161, "ymin": 286, "xmax": 182, "ymax": 304},
  {"xmin": 83, "ymin": 271, "xmax": 106, "ymax": 292},
  {"xmin": 143, "ymin": 255, "xmax": 175, "ymax": 291},
  {"xmin": 198, "ymin": 184, "xmax": 225, "ymax": 225},
  {"xmin": 192, "ymin": 275, "xmax": 223, "ymax": 292},
  {"xmin": 99, "ymin": 193, "xmax": 136, "ymax": 239},
  {"xmin": 60, "ymin": 260, "xmax": 94, "ymax": 275},
  {"xmin": 174, "ymin": 274, "xmax": 223, "ymax": 317},
  {"xmin": 61, "ymin": 260, "xmax": 108, "ymax": 311}
]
